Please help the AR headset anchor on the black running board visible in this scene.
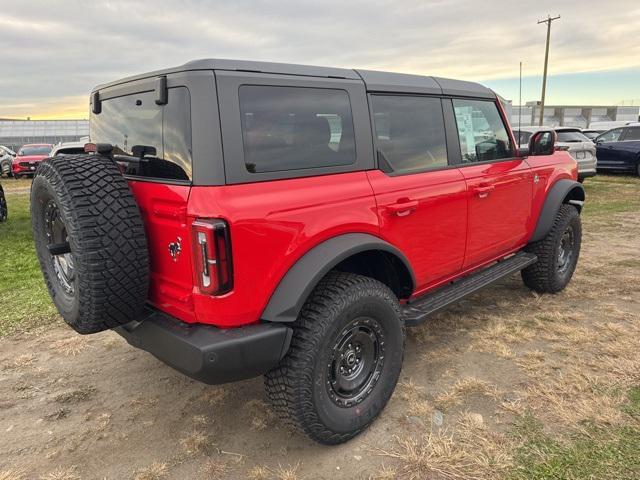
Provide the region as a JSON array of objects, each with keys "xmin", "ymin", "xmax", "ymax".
[{"xmin": 401, "ymin": 252, "xmax": 537, "ymax": 326}]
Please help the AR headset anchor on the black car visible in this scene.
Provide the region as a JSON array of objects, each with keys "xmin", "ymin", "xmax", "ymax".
[
  {"xmin": 595, "ymin": 126, "xmax": 640, "ymax": 176},
  {"xmin": 0, "ymin": 183, "xmax": 7, "ymax": 222}
]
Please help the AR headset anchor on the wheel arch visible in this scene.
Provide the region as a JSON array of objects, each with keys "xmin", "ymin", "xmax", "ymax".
[
  {"xmin": 260, "ymin": 233, "xmax": 416, "ymax": 323},
  {"xmin": 530, "ymin": 179, "xmax": 585, "ymax": 243}
]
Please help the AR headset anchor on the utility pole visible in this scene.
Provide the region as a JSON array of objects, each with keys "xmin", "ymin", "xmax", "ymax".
[
  {"xmin": 538, "ymin": 14, "xmax": 560, "ymax": 126},
  {"xmin": 518, "ymin": 61, "xmax": 522, "ymax": 135}
]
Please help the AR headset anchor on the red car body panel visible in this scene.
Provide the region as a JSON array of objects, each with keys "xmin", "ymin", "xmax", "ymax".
[
  {"xmin": 366, "ymin": 168, "xmax": 468, "ymax": 290},
  {"xmin": 127, "ymin": 148, "xmax": 576, "ymax": 329}
]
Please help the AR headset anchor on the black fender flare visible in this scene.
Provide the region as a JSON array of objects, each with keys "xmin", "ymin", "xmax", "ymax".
[
  {"xmin": 530, "ymin": 179, "xmax": 585, "ymax": 243},
  {"xmin": 260, "ymin": 233, "xmax": 416, "ymax": 323}
]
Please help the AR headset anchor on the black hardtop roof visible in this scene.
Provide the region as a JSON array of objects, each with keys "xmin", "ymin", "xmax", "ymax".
[{"xmin": 93, "ymin": 58, "xmax": 495, "ymax": 99}]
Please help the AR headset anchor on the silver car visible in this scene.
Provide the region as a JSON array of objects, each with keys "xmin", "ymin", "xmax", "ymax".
[{"xmin": 515, "ymin": 126, "xmax": 597, "ymax": 181}]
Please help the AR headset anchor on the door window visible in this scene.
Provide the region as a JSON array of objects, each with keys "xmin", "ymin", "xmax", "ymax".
[
  {"xmin": 597, "ymin": 128, "xmax": 623, "ymax": 142},
  {"xmin": 238, "ymin": 85, "xmax": 355, "ymax": 173},
  {"xmin": 452, "ymin": 99, "xmax": 512, "ymax": 163},
  {"xmin": 370, "ymin": 95, "xmax": 448, "ymax": 174}
]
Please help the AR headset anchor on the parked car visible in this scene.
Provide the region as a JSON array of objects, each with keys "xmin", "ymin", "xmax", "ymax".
[
  {"xmin": 0, "ymin": 146, "xmax": 16, "ymax": 177},
  {"xmin": 595, "ymin": 125, "xmax": 640, "ymax": 175},
  {"xmin": 50, "ymin": 141, "xmax": 88, "ymax": 156},
  {"xmin": 515, "ymin": 126, "xmax": 596, "ymax": 181},
  {"xmin": 31, "ymin": 59, "xmax": 584, "ymax": 444},
  {"xmin": 0, "ymin": 182, "xmax": 6, "ymax": 222},
  {"xmin": 582, "ymin": 129, "xmax": 604, "ymax": 141},
  {"xmin": 12, "ymin": 144, "xmax": 53, "ymax": 178}
]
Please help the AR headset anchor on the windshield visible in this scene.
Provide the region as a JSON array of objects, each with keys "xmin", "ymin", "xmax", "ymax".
[
  {"xmin": 555, "ymin": 131, "xmax": 590, "ymax": 143},
  {"xmin": 19, "ymin": 145, "xmax": 52, "ymax": 156},
  {"xmin": 582, "ymin": 131, "xmax": 600, "ymax": 140}
]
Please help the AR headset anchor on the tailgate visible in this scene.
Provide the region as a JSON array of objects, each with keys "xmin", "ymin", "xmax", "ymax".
[{"xmin": 128, "ymin": 180, "xmax": 195, "ymax": 323}]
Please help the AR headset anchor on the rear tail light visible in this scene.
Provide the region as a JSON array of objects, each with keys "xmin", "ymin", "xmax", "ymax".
[
  {"xmin": 555, "ymin": 145, "xmax": 570, "ymax": 151},
  {"xmin": 191, "ymin": 219, "xmax": 233, "ymax": 295}
]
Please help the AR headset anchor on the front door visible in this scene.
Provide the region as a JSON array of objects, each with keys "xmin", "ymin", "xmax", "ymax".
[
  {"xmin": 450, "ymin": 98, "xmax": 533, "ymax": 269},
  {"xmin": 367, "ymin": 95, "xmax": 468, "ymax": 291}
]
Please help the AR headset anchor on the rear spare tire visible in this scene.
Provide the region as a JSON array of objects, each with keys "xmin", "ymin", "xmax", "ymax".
[{"xmin": 31, "ymin": 154, "xmax": 149, "ymax": 334}]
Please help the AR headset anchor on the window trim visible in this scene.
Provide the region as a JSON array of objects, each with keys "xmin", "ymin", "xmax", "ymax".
[
  {"xmin": 368, "ymin": 93, "xmax": 457, "ymax": 177},
  {"xmin": 449, "ymin": 97, "xmax": 518, "ymax": 168},
  {"xmin": 216, "ymin": 71, "xmax": 374, "ymax": 184}
]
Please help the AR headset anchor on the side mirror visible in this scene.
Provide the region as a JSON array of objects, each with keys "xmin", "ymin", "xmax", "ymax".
[{"xmin": 528, "ymin": 130, "xmax": 557, "ymax": 156}]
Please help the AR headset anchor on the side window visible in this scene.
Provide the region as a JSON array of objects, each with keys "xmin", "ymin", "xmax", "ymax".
[
  {"xmin": 453, "ymin": 99, "xmax": 513, "ymax": 163},
  {"xmin": 238, "ymin": 85, "xmax": 355, "ymax": 173},
  {"xmin": 624, "ymin": 127, "xmax": 640, "ymax": 141},
  {"xmin": 370, "ymin": 95, "xmax": 448, "ymax": 174},
  {"xmin": 597, "ymin": 128, "xmax": 623, "ymax": 143}
]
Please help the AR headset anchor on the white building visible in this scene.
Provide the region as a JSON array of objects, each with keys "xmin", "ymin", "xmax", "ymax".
[{"xmin": 0, "ymin": 119, "xmax": 89, "ymax": 152}]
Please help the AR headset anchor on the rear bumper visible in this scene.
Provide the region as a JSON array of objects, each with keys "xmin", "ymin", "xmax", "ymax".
[{"xmin": 115, "ymin": 309, "xmax": 292, "ymax": 385}]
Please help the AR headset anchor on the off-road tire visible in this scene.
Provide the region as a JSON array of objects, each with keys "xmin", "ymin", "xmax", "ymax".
[
  {"xmin": 31, "ymin": 154, "xmax": 149, "ymax": 334},
  {"xmin": 522, "ymin": 204, "xmax": 581, "ymax": 293},
  {"xmin": 264, "ymin": 271, "xmax": 405, "ymax": 445}
]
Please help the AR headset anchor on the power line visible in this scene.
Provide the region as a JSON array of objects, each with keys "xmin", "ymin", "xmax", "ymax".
[{"xmin": 537, "ymin": 14, "xmax": 560, "ymax": 126}]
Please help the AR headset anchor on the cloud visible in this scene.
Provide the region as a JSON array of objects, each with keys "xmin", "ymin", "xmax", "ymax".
[{"xmin": 0, "ymin": 0, "xmax": 638, "ymax": 118}]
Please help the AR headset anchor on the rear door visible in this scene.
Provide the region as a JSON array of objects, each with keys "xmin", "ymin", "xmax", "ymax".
[
  {"xmin": 366, "ymin": 94, "xmax": 468, "ymax": 291},
  {"xmin": 450, "ymin": 98, "xmax": 533, "ymax": 269}
]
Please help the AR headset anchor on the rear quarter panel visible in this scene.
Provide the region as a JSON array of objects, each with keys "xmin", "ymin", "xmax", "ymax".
[{"xmin": 188, "ymin": 172, "xmax": 379, "ymax": 327}]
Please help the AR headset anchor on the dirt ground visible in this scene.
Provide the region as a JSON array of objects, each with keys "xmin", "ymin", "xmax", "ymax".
[{"xmin": 1, "ymin": 208, "xmax": 639, "ymax": 479}]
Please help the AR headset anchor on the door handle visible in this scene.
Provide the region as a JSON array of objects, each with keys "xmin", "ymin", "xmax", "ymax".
[
  {"xmin": 386, "ymin": 200, "xmax": 419, "ymax": 217},
  {"xmin": 474, "ymin": 185, "xmax": 495, "ymax": 198}
]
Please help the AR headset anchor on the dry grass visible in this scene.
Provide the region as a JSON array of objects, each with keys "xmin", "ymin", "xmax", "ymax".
[
  {"xmin": 0, "ymin": 469, "xmax": 26, "ymax": 480},
  {"xmin": 54, "ymin": 386, "xmax": 96, "ymax": 404},
  {"xmin": 133, "ymin": 462, "xmax": 168, "ymax": 480},
  {"xmin": 39, "ymin": 466, "xmax": 80, "ymax": 480},
  {"xmin": 435, "ymin": 377, "xmax": 500, "ymax": 410},
  {"xmin": 244, "ymin": 398, "xmax": 276, "ymax": 431},
  {"xmin": 376, "ymin": 411, "xmax": 512, "ymax": 480},
  {"xmin": 179, "ymin": 429, "xmax": 213, "ymax": 455},
  {"xmin": 245, "ymin": 464, "xmax": 301, "ymax": 480},
  {"xmin": 6, "ymin": 353, "xmax": 35, "ymax": 369},
  {"xmin": 50, "ymin": 336, "xmax": 87, "ymax": 356},
  {"xmin": 201, "ymin": 458, "xmax": 230, "ymax": 479},
  {"xmin": 246, "ymin": 466, "xmax": 271, "ymax": 480}
]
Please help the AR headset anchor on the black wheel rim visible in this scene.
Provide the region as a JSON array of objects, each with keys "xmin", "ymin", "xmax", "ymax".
[
  {"xmin": 326, "ymin": 317, "xmax": 385, "ymax": 408},
  {"xmin": 44, "ymin": 200, "xmax": 75, "ymax": 295},
  {"xmin": 557, "ymin": 224, "xmax": 575, "ymax": 275}
]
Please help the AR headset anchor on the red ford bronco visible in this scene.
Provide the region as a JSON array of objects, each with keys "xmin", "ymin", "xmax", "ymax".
[{"xmin": 31, "ymin": 59, "xmax": 584, "ymax": 444}]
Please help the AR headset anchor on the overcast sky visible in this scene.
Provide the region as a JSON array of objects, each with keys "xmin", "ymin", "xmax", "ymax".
[{"xmin": 1, "ymin": 0, "xmax": 639, "ymax": 119}]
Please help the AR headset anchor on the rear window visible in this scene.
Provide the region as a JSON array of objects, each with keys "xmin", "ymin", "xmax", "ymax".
[
  {"xmin": 238, "ymin": 85, "xmax": 355, "ymax": 173},
  {"xmin": 55, "ymin": 147, "xmax": 85, "ymax": 155},
  {"xmin": 19, "ymin": 145, "xmax": 51, "ymax": 156},
  {"xmin": 90, "ymin": 87, "xmax": 192, "ymax": 181},
  {"xmin": 556, "ymin": 130, "xmax": 590, "ymax": 142},
  {"xmin": 624, "ymin": 127, "xmax": 640, "ymax": 141}
]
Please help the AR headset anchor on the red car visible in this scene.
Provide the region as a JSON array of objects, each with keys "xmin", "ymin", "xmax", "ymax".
[
  {"xmin": 30, "ymin": 59, "xmax": 584, "ymax": 444},
  {"xmin": 12, "ymin": 144, "xmax": 52, "ymax": 178}
]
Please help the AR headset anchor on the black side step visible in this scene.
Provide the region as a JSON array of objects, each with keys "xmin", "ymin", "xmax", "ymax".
[{"xmin": 401, "ymin": 252, "xmax": 537, "ymax": 326}]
